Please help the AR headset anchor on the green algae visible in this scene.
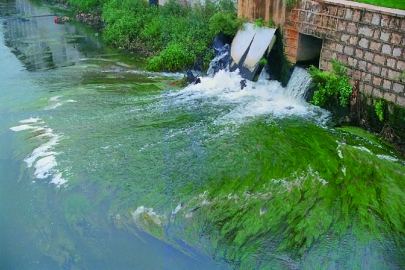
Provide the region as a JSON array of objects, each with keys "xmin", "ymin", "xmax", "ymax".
[{"xmin": 172, "ymin": 120, "xmax": 405, "ymax": 265}]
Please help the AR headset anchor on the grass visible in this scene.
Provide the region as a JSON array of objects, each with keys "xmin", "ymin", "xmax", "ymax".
[{"xmin": 352, "ymin": 0, "xmax": 405, "ymax": 10}]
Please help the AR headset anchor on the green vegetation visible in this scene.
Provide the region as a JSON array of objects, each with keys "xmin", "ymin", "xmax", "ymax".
[
  {"xmin": 308, "ymin": 60, "xmax": 353, "ymax": 108},
  {"xmin": 352, "ymin": 0, "xmax": 405, "ymax": 10},
  {"xmin": 286, "ymin": 0, "xmax": 298, "ymax": 9},
  {"xmin": 66, "ymin": 0, "xmax": 240, "ymax": 71},
  {"xmin": 374, "ymin": 99, "xmax": 385, "ymax": 122},
  {"xmin": 176, "ymin": 120, "xmax": 404, "ymax": 265},
  {"xmin": 253, "ymin": 17, "xmax": 276, "ymax": 28}
]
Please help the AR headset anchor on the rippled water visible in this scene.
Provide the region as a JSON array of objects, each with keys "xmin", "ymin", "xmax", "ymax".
[{"xmin": 1, "ymin": 0, "xmax": 404, "ymax": 269}]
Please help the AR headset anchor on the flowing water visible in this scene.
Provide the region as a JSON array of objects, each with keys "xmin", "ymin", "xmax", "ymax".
[{"xmin": 1, "ymin": 1, "xmax": 404, "ymax": 269}]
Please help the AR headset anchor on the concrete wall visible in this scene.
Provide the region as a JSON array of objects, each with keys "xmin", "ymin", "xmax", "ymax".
[
  {"xmin": 237, "ymin": 0, "xmax": 405, "ymax": 107},
  {"xmin": 238, "ymin": 0, "xmax": 287, "ymax": 25}
]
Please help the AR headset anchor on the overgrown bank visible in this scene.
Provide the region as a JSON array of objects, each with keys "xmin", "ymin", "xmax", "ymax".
[
  {"xmin": 65, "ymin": 0, "xmax": 240, "ymax": 72},
  {"xmin": 308, "ymin": 60, "xmax": 405, "ymax": 155}
]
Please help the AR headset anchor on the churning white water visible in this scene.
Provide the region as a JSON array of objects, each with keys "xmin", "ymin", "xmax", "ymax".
[
  {"xmin": 169, "ymin": 67, "xmax": 329, "ymax": 125},
  {"xmin": 10, "ymin": 118, "xmax": 67, "ymax": 187}
]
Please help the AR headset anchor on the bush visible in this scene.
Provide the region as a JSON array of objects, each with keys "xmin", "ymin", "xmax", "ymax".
[
  {"xmin": 209, "ymin": 12, "xmax": 241, "ymax": 36},
  {"xmin": 100, "ymin": 0, "xmax": 240, "ymax": 72},
  {"xmin": 374, "ymin": 100, "xmax": 385, "ymax": 122},
  {"xmin": 146, "ymin": 42, "xmax": 195, "ymax": 71},
  {"xmin": 68, "ymin": 0, "xmax": 103, "ymax": 12},
  {"xmin": 308, "ymin": 60, "xmax": 353, "ymax": 108}
]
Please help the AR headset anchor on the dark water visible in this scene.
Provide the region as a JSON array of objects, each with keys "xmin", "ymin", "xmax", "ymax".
[{"xmin": 1, "ymin": 0, "xmax": 404, "ymax": 269}]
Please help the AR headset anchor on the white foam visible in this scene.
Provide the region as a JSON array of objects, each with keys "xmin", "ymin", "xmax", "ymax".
[
  {"xmin": 10, "ymin": 118, "xmax": 67, "ymax": 188},
  {"xmin": 168, "ymin": 68, "xmax": 329, "ymax": 125},
  {"xmin": 10, "ymin": 124, "xmax": 37, "ymax": 132},
  {"xmin": 377, "ymin": 154, "xmax": 399, "ymax": 162},
  {"xmin": 45, "ymin": 96, "xmax": 77, "ymax": 110},
  {"xmin": 19, "ymin": 117, "xmax": 42, "ymax": 124},
  {"xmin": 132, "ymin": 206, "xmax": 163, "ymax": 226}
]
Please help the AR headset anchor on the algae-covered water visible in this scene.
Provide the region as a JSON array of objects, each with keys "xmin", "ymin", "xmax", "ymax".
[{"xmin": 1, "ymin": 0, "xmax": 404, "ymax": 269}]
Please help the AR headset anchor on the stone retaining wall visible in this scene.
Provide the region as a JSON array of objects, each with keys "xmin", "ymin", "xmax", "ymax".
[
  {"xmin": 284, "ymin": 0, "xmax": 405, "ymax": 107},
  {"xmin": 237, "ymin": 0, "xmax": 405, "ymax": 107}
]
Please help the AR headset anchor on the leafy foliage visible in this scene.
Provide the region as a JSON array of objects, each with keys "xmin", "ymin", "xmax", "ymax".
[
  {"xmin": 209, "ymin": 12, "xmax": 241, "ymax": 36},
  {"xmin": 68, "ymin": 0, "xmax": 104, "ymax": 12},
  {"xmin": 374, "ymin": 99, "xmax": 385, "ymax": 122},
  {"xmin": 309, "ymin": 60, "xmax": 353, "ymax": 108},
  {"xmin": 100, "ymin": 0, "xmax": 240, "ymax": 71},
  {"xmin": 286, "ymin": 0, "xmax": 298, "ymax": 9}
]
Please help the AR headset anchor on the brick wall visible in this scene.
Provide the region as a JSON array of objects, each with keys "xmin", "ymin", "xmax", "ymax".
[{"xmin": 284, "ymin": 0, "xmax": 405, "ymax": 107}]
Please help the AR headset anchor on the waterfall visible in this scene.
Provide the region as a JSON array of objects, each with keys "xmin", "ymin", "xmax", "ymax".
[{"xmin": 285, "ymin": 66, "xmax": 312, "ymax": 100}]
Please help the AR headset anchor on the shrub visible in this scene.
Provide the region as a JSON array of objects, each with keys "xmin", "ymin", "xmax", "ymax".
[
  {"xmin": 374, "ymin": 100, "xmax": 385, "ymax": 122},
  {"xmin": 100, "ymin": 0, "xmax": 240, "ymax": 71},
  {"xmin": 286, "ymin": 0, "xmax": 298, "ymax": 9},
  {"xmin": 209, "ymin": 12, "xmax": 241, "ymax": 36},
  {"xmin": 308, "ymin": 60, "xmax": 353, "ymax": 108},
  {"xmin": 68, "ymin": 0, "xmax": 103, "ymax": 12},
  {"xmin": 146, "ymin": 42, "xmax": 195, "ymax": 71}
]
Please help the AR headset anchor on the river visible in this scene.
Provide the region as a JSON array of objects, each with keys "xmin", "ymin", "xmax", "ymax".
[{"xmin": 0, "ymin": 0, "xmax": 404, "ymax": 269}]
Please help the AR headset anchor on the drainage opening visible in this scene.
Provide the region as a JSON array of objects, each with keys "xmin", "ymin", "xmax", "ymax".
[{"xmin": 296, "ymin": 33, "xmax": 323, "ymax": 68}]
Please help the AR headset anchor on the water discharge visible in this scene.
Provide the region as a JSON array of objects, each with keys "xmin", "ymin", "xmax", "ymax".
[{"xmin": 1, "ymin": 0, "xmax": 404, "ymax": 269}]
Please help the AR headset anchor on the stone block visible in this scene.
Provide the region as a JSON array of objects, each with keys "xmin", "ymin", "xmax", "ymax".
[
  {"xmin": 380, "ymin": 15, "xmax": 390, "ymax": 27},
  {"xmin": 383, "ymin": 80, "xmax": 392, "ymax": 90},
  {"xmin": 373, "ymin": 88, "xmax": 384, "ymax": 98},
  {"xmin": 359, "ymin": 26, "xmax": 373, "ymax": 37},
  {"xmin": 358, "ymin": 38, "xmax": 369, "ymax": 49},
  {"xmin": 369, "ymin": 41, "xmax": 382, "ymax": 52},
  {"xmin": 393, "ymin": 47, "xmax": 402, "ymax": 57},
  {"xmin": 397, "ymin": 96, "xmax": 405, "ymax": 107},
  {"xmin": 337, "ymin": 54, "xmax": 348, "ymax": 64},
  {"xmin": 380, "ymin": 31, "xmax": 390, "ymax": 42},
  {"xmin": 384, "ymin": 92, "xmax": 397, "ymax": 103},
  {"xmin": 363, "ymin": 72, "xmax": 372, "ymax": 83},
  {"xmin": 341, "ymin": 34, "xmax": 350, "ymax": 44},
  {"xmin": 373, "ymin": 29, "xmax": 380, "ymax": 39},
  {"xmin": 368, "ymin": 63, "xmax": 381, "ymax": 75},
  {"xmin": 364, "ymin": 52, "xmax": 374, "ymax": 62},
  {"xmin": 358, "ymin": 60, "xmax": 367, "ymax": 71},
  {"xmin": 346, "ymin": 22, "xmax": 357, "ymax": 34},
  {"xmin": 345, "ymin": 8, "xmax": 353, "ymax": 20},
  {"xmin": 393, "ymin": 83, "xmax": 405, "ymax": 94},
  {"xmin": 371, "ymin": 14, "xmax": 381, "ymax": 25},
  {"xmin": 338, "ymin": 21, "xmax": 347, "ymax": 31},
  {"xmin": 336, "ymin": 43, "xmax": 344, "ymax": 53},
  {"xmin": 380, "ymin": 68, "xmax": 388, "ymax": 77},
  {"xmin": 387, "ymin": 58, "xmax": 397, "ymax": 69},
  {"xmin": 374, "ymin": 54, "xmax": 385, "ymax": 65},
  {"xmin": 363, "ymin": 83, "xmax": 373, "ymax": 96},
  {"xmin": 391, "ymin": 33, "xmax": 402, "ymax": 45},
  {"xmin": 389, "ymin": 18, "xmax": 401, "ymax": 29},
  {"xmin": 362, "ymin": 12, "xmax": 373, "ymax": 24},
  {"xmin": 397, "ymin": 60, "xmax": 405, "ymax": 70},
  {"xmin": 344, "ymin": 46, "xmax": 354, "ymax": 56},
  {"xmin": 353, "ymin": 70, "xmax": 362, "ymax": 80},
  {"xmin": 363, "ymin": 83, "xmax": 373, "ymax": 95},
  {"xmin": 382, "ymin": 44, "xmax": 392, "ymax": 55},
  {"xmin": 352, "ymin": 10, "xmax": 361, "ymax": 22},
  {"xmin": 348, "ymin": 57, "xmax": 358, "ymax": 67},
  {"xmin": 349, "ymin": 36, "xmax": 358, "ymax": 46},
  {"xmin": 388, "ymin": 69, "xmax": 400, "ymax": 80},
  {"xmin": 373, "ymin": 76, "xmax": 382, "ymax": 87},
  {"xmin": 355, "ymin": 49, "xmax": 364, "ymax": 58}
]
